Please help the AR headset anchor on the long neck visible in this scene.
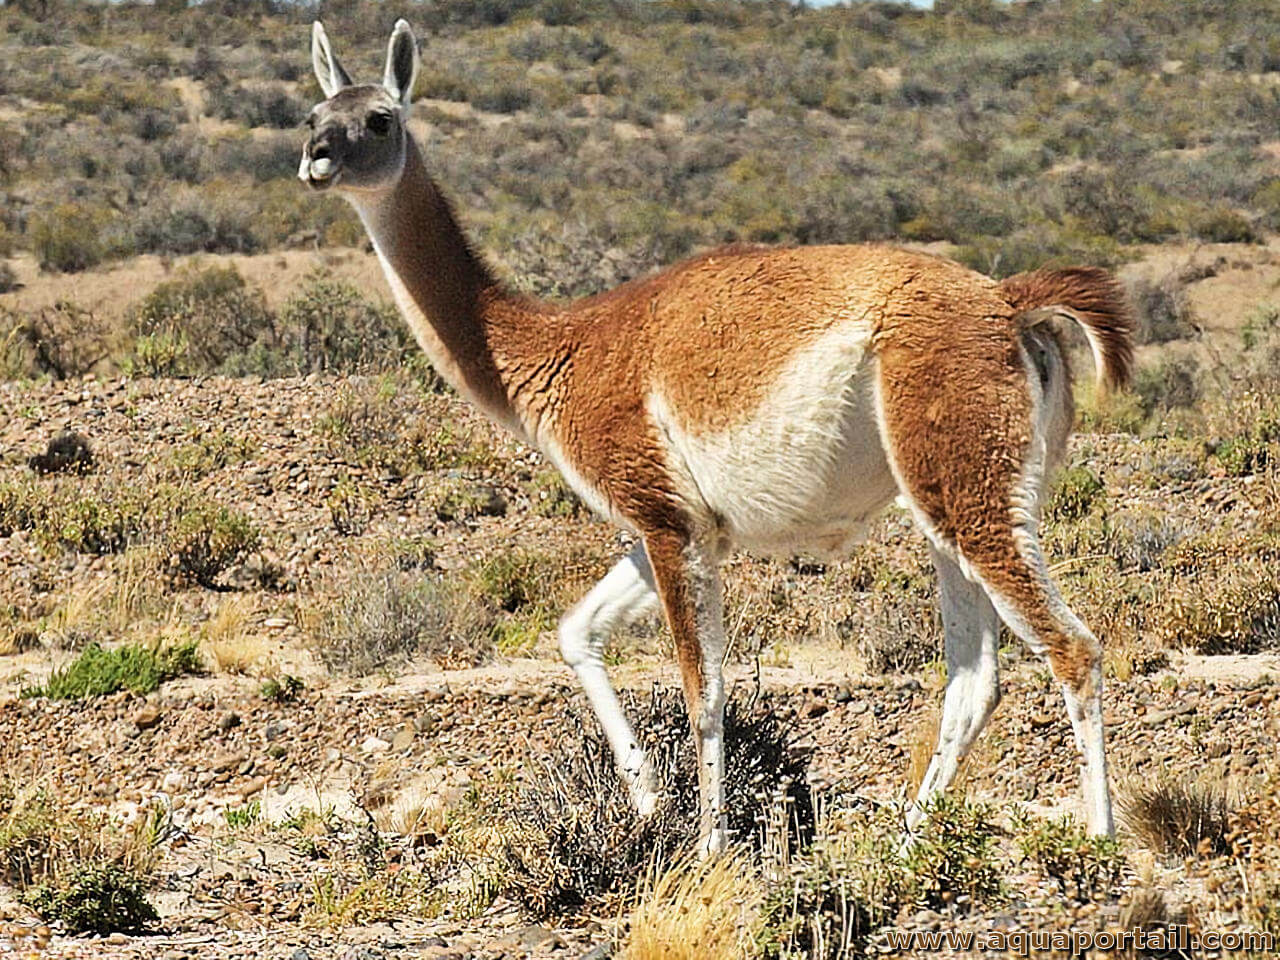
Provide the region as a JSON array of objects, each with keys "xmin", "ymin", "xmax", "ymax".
[{"xmin": 349, "ymin": 138, "xmax": 528, "ymax": 437}]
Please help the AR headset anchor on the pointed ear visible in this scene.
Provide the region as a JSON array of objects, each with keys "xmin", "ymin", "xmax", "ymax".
[
  {"xmin": 311, "ymin": 21, "xmax": 351, "ymax": 99},
  {"xmin": 382, "ymin": 18, "xmax": 419, "ymax": 110}
]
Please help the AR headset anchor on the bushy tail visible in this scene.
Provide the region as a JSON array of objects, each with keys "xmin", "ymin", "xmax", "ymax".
[{"xmin": 1000, "ymin": 266, "xmax": 1134, "ymax": 393}]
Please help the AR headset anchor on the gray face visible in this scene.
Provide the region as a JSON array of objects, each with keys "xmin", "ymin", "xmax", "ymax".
[
  {"xmin": 300, "ymin": 85, "xmax": 407, "ymax": 194},
  {"xmin": 299, "ymin": 19, "xmax": 419, "ymax": 195}
]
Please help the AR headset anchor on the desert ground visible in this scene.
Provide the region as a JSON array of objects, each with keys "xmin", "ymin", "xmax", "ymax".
[{"xmin": 3, "ymin": 1, "xmax": 1280, "ymax": 956}]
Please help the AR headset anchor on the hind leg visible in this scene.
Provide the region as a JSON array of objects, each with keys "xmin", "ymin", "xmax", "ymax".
[
  {"xmin": 973, "ymin": 538, "xmax": 1114, "ymax": 836},
  {"xmin": 906, "ymin": 544, "xmax": 1001, "ymax": 833}
]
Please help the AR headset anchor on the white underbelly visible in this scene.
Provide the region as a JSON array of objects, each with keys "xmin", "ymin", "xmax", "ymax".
[{"xmin": 650, "ymin": 326, "xmax": 899, "ymax": 557}]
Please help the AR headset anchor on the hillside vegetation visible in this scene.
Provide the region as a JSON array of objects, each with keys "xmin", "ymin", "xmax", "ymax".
[{"xmin": 1, "ymin": 0, "xmax": 1279, "ymax": 295}]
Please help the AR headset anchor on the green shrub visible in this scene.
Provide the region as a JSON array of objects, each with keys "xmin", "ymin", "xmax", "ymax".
[
  {"xmin": 1215, "ymin": 434, "xmax": 1271, "ymax": 477},
  {"xmin": 166, "ymin": 503, "xmax": 259, "ymax": 587},
  {"xmin": 223, "ymin": 800, "xmax": 262, "ymax": 829},
  {"xmin": 758, "ymin": 795, "xmax": 1002, "ymax": 958},
  {"xmin": 273, "ymin": 273, "xmax": 414, "ymax": 376},
  {"xmin": 260, "ymin": 674, "xmax": 303, "ymax": 703},
  {"xmin": 903, "ymin": 794, "xmax": 1005, "ymax": 911},
  {"xmin": 28, "ymin": 202, "xmax": 123, "ymax": 273},
  {"xmin": 1014, "ymin": 812, "xmax": 1126, "ymax": 901},
  {"xmin": 1188, "ymin": 205, "xmax": 1257, "ymax": 243},
  {"xmin": 529, "ymin": 467, "xmax": 584, "ymax": 518},
  {"xmin": 21, "ymin": 860, "xmax": 158, "ymax": 935},
  {"xmin": 164, "ymin": 430, "xmax": 258, "ymax": 480},
  {"xmin": 23, "ymin": 641, "xmax": 201, "ymax": 700},
  {"xmin": 1047, "ymin": 465, "xmax": 1104, "ymax": 524},
  {"xmin": 127, "ymin": 264, "xmax": 273, "ymax": 376},
  {"xmin": 0, "ymin": 479, "xmax": 256, "ymax": 584}
]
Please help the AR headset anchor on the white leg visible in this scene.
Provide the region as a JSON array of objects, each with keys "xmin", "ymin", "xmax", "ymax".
[
  {"xmin": 1062, "ymin": 666, "xmax": 1114, "ymax": 836},
  {"xmin": 977, "ymin": 543, "xmax": 1115, "ymax": 838},
  {"xmin": 691, "ymin": 550, "xmax": 727, "ymax": 856},
  {"xmin": 906, "ymin": 544, "xmax": 1001, "ymax": 833},
  {"xmin": 558, "ymin": 544, "xmax": 661, "ymax": 815},
  {"xmin": 642, "ymin": 531, "xmax": 729, "ymax": 856}
]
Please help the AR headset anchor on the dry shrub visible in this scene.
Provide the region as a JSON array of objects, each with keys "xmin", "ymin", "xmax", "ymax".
[
  {"xmin": 201, "ymin": 596, "xmax": 269, "ymax": 675},
  {"xmin": 1118, "ymin": 886, "xmax": 1188, "ymax": 957},
  {"xmin": 497, "ymin": 686, "xmax": 815, "ymax": 918},
  {"xmin": 1, "ymin": 302, "xmax": 110, "ymax": 379},
  {"xmin": 1154, "ymin": 556, "xmax": 1280, "ymax": 655},
  {"xmin": 1126, "ymin": 268, "xmax": 1198, "ymax": 345},
  {"xmin": 308, "ymin": 564, "xmax": 496, "ymax": 674},
  {"xmin": 1121, "ymin": 778, "xmax": 1234, "ymax": 857}
]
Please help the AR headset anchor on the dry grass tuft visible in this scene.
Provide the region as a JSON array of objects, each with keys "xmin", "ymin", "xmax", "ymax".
[
  {"xmin": 1121, "ymin": 777, "xmax": 1234, "ymax": 858},
  {"xmin": 201, "ymin": 595, "xmax": 271, "ymax": 674},
  {"xmin": 624, "ymin": 854, "xmax": 763, "ymax": 960}
]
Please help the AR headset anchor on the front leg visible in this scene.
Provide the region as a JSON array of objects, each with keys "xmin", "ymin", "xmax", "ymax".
[
  {"xmin": 558, "ymin": 545, "xmax": 662, "ymax": 815},
  {"xmin": 645, "ymin": 529, "xmax": 728, "ymax": 856}
]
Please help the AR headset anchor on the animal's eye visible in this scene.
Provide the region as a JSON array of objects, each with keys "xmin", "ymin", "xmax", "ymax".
[{"xmin": 367, "ymin": 112, "xmax": 393, "ymax": 136}]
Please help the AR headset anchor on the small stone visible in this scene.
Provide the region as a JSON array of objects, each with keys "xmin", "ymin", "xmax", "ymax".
[
  {"xmin": 362, "ymin": 736, "xmax": 391, "ymax": 755},
  {"xmin": 801, "ymin": 699, "xmax": 828, "ymax": 719},
  {"xmin": 238, "ymin": 776, "xmax": 268, "ymax": 798},
  {"xmin": 133, "ymin": 705, "xmax": 162, "ymax": 730},
  {"xmin": 212, "ymin": 751, "xmax": 248, "ymax": 774},
  {"xmin": 218, "ymin": 711, "xmax": 241, "ymax": 733},
  {"xmin": 161, "ymin": 771, "xmax": 185, "ymax": 793},
  {"xmin": 391, "ymin": 727, "xmax": 414, "ymax": 752},
  {"xmin": 291, "ymin": 950, "xmax": 313, "ymax": 960}
]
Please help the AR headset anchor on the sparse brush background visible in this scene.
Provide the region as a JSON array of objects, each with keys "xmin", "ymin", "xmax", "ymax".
[{"xmin": 0, "ymin": 0, "xmax": 1279, "ymax": 953}]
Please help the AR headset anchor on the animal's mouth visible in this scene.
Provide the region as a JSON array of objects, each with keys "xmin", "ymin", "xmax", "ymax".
[{"xmin": 298, "ymin": 154, "xmax": 342, "ymax": 191}]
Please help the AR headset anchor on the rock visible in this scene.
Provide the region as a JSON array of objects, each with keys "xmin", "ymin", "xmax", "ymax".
[
  {"xmin": 238, "ymin": 776, "xmax": 268, "ymax": 798},
  {"xmin": 579, "ymin": 946, "xmax": 611, "ymax": 960},
  {"xmin": 211, "ymin": 751, "xmax": 248, "ymax": 774},
  {"xmin": 161, "ymin": 771, "xmax": 185, "ymax": 793},
  {"xmin": 801, "ymin": 699, "xmax": 828, "ymax": 719},
  {"xmin": 218, "ymin": 711, "xmax": 242, "ymax": 733},
  {"xmin": 494, "ymin": 925, "xmax": 563, "ymax": 951},
  {"xmin": 291, "ymin": 950, "xmax": 313, "ymax": 960},
  {"xmin": 391, "ymin": 727, "xmax": 414, "ymax": 752},
  {"xmin": 362, "ymin": 736, "xmax": 391, "ymax": 755},
  {"xmin": 133, "ymin": 705, "xmax": 162, "ymax": 731}
]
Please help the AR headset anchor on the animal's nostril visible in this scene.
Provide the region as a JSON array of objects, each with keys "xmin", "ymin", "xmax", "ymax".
[{"xmin": 310, "ymin": 142, "xmax": 332, "ymax": 161}]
